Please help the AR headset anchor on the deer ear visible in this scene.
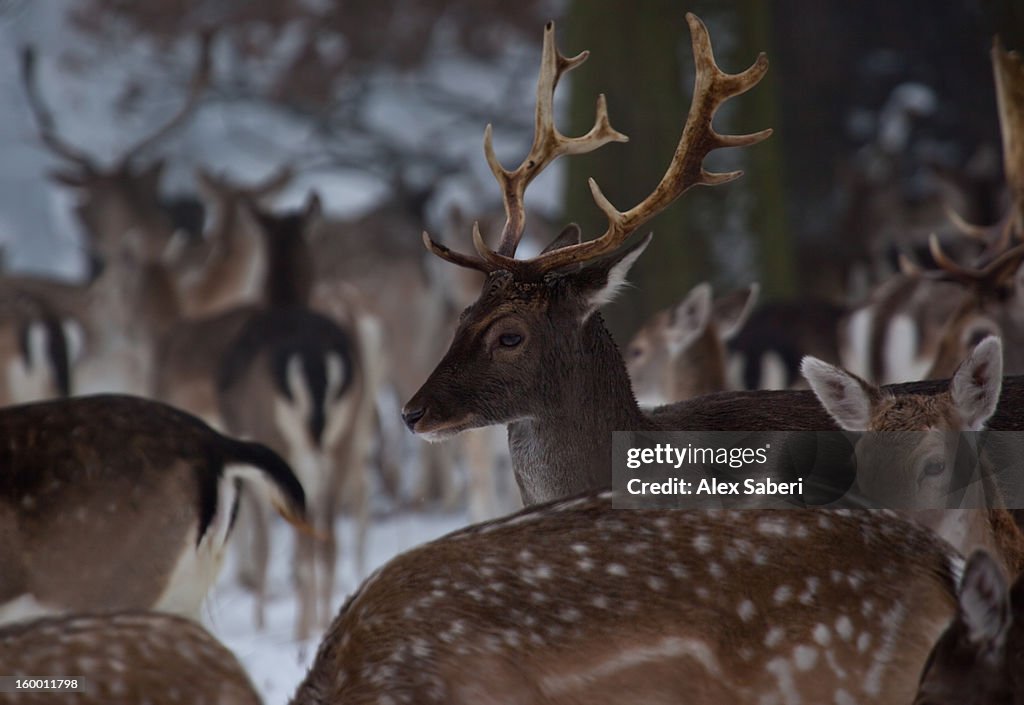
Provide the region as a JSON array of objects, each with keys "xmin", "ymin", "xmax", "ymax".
[
  {"xmin": 801, "ymin": 356, "xmax": 878, "ymax": 431},
  {"xmin": 713, "ymin": 283, "xmax": 759, "ymax": 340},
  {"xmin": 665, "ymin": 283, "xmax": 712, "ymax": 355},
  {"xmin": 959, "ymin": 550, "xmax": 1010, "ymax": 651},
  {"xmin": 951, "ymin": 336, "xmax": 1002, "ymax": 431},
  {"xmin": 575, "ymin": 233, "xmax": 652, "ymax": 316},
  {"xmin": 541, "ymin": 224, "xmax": 583, "ymax": 254}
]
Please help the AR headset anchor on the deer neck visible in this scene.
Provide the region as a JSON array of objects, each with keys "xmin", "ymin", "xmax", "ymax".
[
  {"xmin": 673, "ymin": 331, "xmax": 726, "ymax": 399},
  {"xmin": 507, "ymin": 314, "xmax": 646, "ymax": 505}
]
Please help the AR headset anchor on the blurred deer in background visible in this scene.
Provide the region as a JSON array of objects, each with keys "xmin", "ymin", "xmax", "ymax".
[
  {"xmin": 840, "ymin": 35, "xmax": 1024, "ymax": 386},
  {"xmin": 164, "ymin": 193, "xmax": 372, "ymax": 641},
  {"xmin": 169, "ymin": 165, "xmax": 294, "ymax": 318},
  {"xmin": 914, "ymin": 549, "xmax": 1024, "ymax": 705},
  {"xmin": 14, "ymin": 34, "xmax": 213, "ymax": 397},
  {"xmin": 625, "ymin": 281, "xmax": 758, "ymax": 406},
  {"xmin": 0, "ymin": 611, "xmax": 262, "ymax": 705},
  {"xmin": 0, "ymin": 288, "xmax": 74, "ymax": 406}
]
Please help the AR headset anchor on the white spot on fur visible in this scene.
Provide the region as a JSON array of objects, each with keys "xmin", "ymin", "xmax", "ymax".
[
  {"xmin": 693, "ymin": 534, "xmax": 713, "ymax": 554},
  {"xmin": 765, "ymin": 626, "xmax": 785, "ymax": 647},
  {"xmin": 793, "ymin": 645, "xmax": 818, "ymax": 671},
  {"xmin": 835, "ymin": 616, "xmax": 853, "ymax": 641}
]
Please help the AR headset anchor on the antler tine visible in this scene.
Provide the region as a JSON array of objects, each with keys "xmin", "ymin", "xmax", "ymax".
[
  {"xmin": 120, "ymin": 29, "xmax": 214, "ymax": 163},
  {"xmin": 922, "ymin": 232, "xmax": 1024, "ymax": 289},
  {"xmin": 422, "ymin": 231, "xmax": 496, "ymax": 274},
  {"xmin": 20, "ymin": 46, "xmax": 96, "ymax": 170},
  {"xmin": 476, "ymin": 20, "xmax": 628, "ymax": 263},
  {"xmin": 507, "ymin": 12, "xmax": 772, "ymax": 276}
]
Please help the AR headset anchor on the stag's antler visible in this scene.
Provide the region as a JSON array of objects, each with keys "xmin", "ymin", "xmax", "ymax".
[
  {"xmin": 423, "ymin": 19, "xmax": 628, "ymax": 274},
  {"xmin": 20, "ymin": 46, "xmax": 97, "ymax": 171},
  {"xmin": 938, "ymin": 37, "xmax": 1024, "ymax": 253},
  {"xmin": 21, "ymin": 32, "xmax": 213, "ymax": 170},
  {"xmin": 901, "ymin": 232, "xmax": 1024, "ymax": 292},
  {"xmin": 423, "ymin": 13, "xmax": 771, "ymax": 280},
  {"xmin": 119, "ymin": 30, "xmax": 214, "ymax": 164}
]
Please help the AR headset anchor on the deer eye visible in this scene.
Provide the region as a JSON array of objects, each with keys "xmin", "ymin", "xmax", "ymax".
[
  {"xmin": 922, "ymin": 459, "xmax": 946, "ymax": 478},
  {"xmin": 499, "ymin": 333, "xmax": 523, "ymax": 347},
  {"xmin": 628, "ymin": 345, "xmax": 644, "ymax": 360}
]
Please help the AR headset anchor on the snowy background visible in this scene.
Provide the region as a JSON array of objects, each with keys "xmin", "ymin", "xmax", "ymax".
[
  {"xmin": 0, "ymin": 1, "xmax": 544, "ymax": 700},
  {"xmin": 0, "ymin": 0, "xmax": 559, "ymax": 277}
]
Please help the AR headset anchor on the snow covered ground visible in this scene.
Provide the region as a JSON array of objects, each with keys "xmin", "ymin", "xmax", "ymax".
[{"xmin": 204, "ymin": 509, "xmax": 471, "ymax": 704}]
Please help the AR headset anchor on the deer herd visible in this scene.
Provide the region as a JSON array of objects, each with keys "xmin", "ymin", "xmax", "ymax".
[{"xmin": 0, "ymin": 10, "xmax": 1022, "ymax": 705}]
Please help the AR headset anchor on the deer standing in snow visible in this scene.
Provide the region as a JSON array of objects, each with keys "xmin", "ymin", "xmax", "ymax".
[{"xmin": 0, "ymin": 394, "xmax": 305, "ymax": 626}]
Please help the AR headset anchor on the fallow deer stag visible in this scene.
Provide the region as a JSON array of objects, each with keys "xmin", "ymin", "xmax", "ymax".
[
  {"xmin": 0, "ymin": 611, "xmax": 262, "ymax": 705},
  {"xmin": 16, "ymin": 34, "xmax": 213, "ymax": 396},
  {"xmin": 20, "ymin": 35, "xmax": 212, "ymax": 271},
  {"xmin": 0, "ymin": 395, "xmax": 305, "ymax": 625},
  {"xmin": 293, "ymin": 491, "xmax": 964, "ymax": 705},
  {"xmin": 881, "ymin": 36, "xmax": 1024, "ymax": 382},
  {"xmin": 402, "ymin": 13, "xmax": 1024, "ymax": 508},
  {"xmin": 914, "ymin": 549, "xmax": 1023, "ymax": 705},
  {"xmin": 403, "ymin": 13, "xmax": 771, "ymax": 503},
  {"xmin": 803, "ymin": 337, "xmax": 1024, "ymax": 577},
  {"xmin": 625, "ymin": 281, "xmax": 758, "ymax": 405}
]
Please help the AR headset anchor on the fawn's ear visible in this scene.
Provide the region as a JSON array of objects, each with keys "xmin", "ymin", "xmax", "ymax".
[
  {"xmin": 801, "ymin": 357, "xmax": 879, "ymax": 431},
  {"xmin": 959, "ymin": 550, "xmax": 1011, "ymax": 651},
  {"xmin": 713, "ymin": 283, "xmax": 759, "ymax": 340},
  {"xmin": 665, "ymin": 283, "xmax": 712, "ymax": 356},
  {"xmin": 575, "ymin": 234, "xmax": 652, "ymax": 318},
  {"xmin": 950, "ymin": 336, "xmax": 1002, "ymax": 431}
]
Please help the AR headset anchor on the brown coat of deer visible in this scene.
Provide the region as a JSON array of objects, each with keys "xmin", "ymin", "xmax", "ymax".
[
  {"xmin": 292, "ymin": 489, "xmax": 964, "ymax": 705},
  {"xmin": 0, "ymin": 395, "xmax": 305, "ymax": 625},
  {"xmin": 914, "ymin": 549, "xmax": 1024, "ymax": 705},
  {"xmin": 0, "ymin": 611, "xmax": 262, "ymax": 705}
]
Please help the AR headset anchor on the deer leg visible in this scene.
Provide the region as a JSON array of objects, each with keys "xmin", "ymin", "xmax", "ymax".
[
  {"xmin": 293, "ymin": 528, "xmax": 317, "ymax": 643},
  {"xmin": 235, "ymin": 488, "xmax": 270, "ymax": 630}
]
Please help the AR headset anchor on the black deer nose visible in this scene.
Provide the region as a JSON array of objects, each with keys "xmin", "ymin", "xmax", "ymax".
[{"xmin": 402, "ymin": 407, "xmax": 426, "ymax": 431}]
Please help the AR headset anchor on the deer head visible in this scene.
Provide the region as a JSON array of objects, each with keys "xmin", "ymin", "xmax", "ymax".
[
  {"xmin": 168, "ymin": 165, "xmax": 295, "ymax": 316},
  {"xmin": 802, "ymin": 337, "xmax": 1023, "ymax": 573},
  {"xmin": 403, "ymin": 14, "xmax": 770, "ymax": 451},
  {"xmin": 915, "ymin": 549, "xmax": 1024, "ymax": 705},
  {"xmin": 19, "ymin": 34, "xmax": 212, "ymax": 272},
  {"xmin": 626, "ymin": 282, "xmax": 758, "ymax": 406}
]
